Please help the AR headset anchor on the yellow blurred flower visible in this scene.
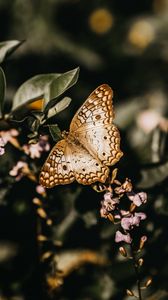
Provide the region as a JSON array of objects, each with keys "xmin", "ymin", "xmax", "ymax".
[
  {"xmin": 88, "ymin": 8, "xmax": 113, "ymax": 34},
  {"xmin": 128, "ymin": 19, "xmax": 155, "ymax": 49}
]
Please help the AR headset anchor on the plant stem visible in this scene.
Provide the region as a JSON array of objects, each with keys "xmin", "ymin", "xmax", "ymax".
[{"xmin": 130, "ymin": 244, "xmax": 142, "ymax": 300}]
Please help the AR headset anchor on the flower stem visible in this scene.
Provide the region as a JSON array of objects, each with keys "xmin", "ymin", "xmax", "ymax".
[{"xmin": 130, "ymin": 244, "xmax": 142, "ymax": 300}]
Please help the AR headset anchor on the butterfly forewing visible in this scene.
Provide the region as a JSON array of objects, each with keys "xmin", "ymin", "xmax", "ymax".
[
  {"xmin": 70, "ymin": 84, "xmax": 123, "ymax": 165},
  {"xmin": 70, "ymin": 84, "xmax": 114, "ymax": 133}
]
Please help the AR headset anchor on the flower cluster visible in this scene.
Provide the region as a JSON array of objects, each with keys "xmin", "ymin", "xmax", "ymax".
[
  {"xmin": 0, "ymin": 129, "xmax": 19, "ymax": 156},
  {"xmin": 22, "ymin": 135, "xmax": 50, "ymax": 159},
  {"xmin": 100, "ymin": 178, "xmax": 147, "ymax": 244}
]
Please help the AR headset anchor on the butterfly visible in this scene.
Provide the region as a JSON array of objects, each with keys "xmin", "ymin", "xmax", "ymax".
[{"xmin": 39, "ymin": 84, "xmax": 123, "ymax": 188}]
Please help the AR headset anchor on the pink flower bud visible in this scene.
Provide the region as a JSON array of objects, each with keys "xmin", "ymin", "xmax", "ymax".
[
  {"xmin": 115, "ymin": 230, "xmax": 132, "ymax": 244},
  {"xmin": 36, "ymin": 185, "xmax": 46, "ymax": 195},
  {"xmin": 0, "ymin": 147, "xmax": 5, "ymax": 156}
]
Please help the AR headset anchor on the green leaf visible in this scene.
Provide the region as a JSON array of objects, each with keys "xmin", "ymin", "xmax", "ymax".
[
  {"xmin": 0, "ymin": 40, "xmax": 24, "ymax": 64},
  {"xmin": 8, "ymin": 96, "xmax": 43, "ymax": 122},
  {"xmin": 46, "ymin": 97, "xmax": 72, "ymax": 120},
  {"xmin": 44, "ymin": 67, "xmax": 79, "ymax": 110},
  {"xmin": 11, "ymin": 67, "xmax": 79, "ymax": 115},
  {"xmin": 0, "ymin": 67, "xmax": 6, "ymax": 118},
  {"xmin": 12, "ymin": 74, "xmax": 60, "ymax": 112},
  {"xmin": 137, "ymin": 161, "xmax": 168, "ymax": 189},
  {"xmin": 47, "ymin": 124, "xmax": 62, "ymax": 142}
]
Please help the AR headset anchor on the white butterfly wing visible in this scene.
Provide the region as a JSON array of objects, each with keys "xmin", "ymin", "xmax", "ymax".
[
  {"xmin": 69, "ymin": 142, "xmax": 109, "ymax": 185},
  {"xmin": 70, "ymin": 84, "xmax": 123, "ymax": 166},
  {"xmin": 70, "ymin": 84, "xmax": 114, "ymax": 132},
  {"xmin": 75, "ymin": 124, "xmax": 123, "ymax": 166},
  {"xmin": 39, "ymin": 139, "xmax": 109, "ymax": 187}
]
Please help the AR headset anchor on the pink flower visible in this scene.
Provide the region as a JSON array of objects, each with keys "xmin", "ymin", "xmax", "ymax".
[
  {"xmin": 121, "ymin": 213, "xmax": 147, "ymax": 230},
  {"xmin": 115, "ymin": 230, "xmax": 132, "ymax": 244},
  {"xmin": 0, "ymin": 137, "xmax": 5, "ymax": 147},
  {"xmin": 120, "ymin": 210, "xmax": 130, "ymax": 216},
  {"xmin": 38, "ymin": 135, "xmax": 50, "ymax": 152},
  {"xmin": 0, "ymin": 129, "xmax": 19, "ymax": 144},
  {"xmin": 23, "ymin": 144, "xmax": 42, "ymax": 159},
  {"xmin": 0, "ymin": 137, "xmax": 5, "ymax": 156},
  {"xmin": 134, "ymin": 212, "xmax": 146, "ymax": 220},
  {"xmin": 0, "ymin": 147, "xmax": 5, "ymax": 155},
  {"xmin": 104, "ymin": 191, "xmax": 113, "ymax": 201},
  {"xmin": 0, "ymin": 129, "xmax": 19, "ymax": 156},
  {"xmin": 139, "ymin": 235, "xmax": 148, "ymax": 249},
  {"xmin": 100, "ymin": 192, "xmax": 120, "ymax": 218},
  {"xmin": 127, "ymin": 192, "xmax": 147, "ymax": 206},
  {"xmin": 140, "ymin": 235, "xmax": 147, "ymax": 243},
  {"xmin": 36, "ymin": 185, "xmax": 46, "ymax": 195},
  {"xmin": 9, "ymin": 161, "xmax": 29, "ymax": 181},
  {"xmin": 23, "ymin": 135, "xmax": 50, "ymax": 159}
]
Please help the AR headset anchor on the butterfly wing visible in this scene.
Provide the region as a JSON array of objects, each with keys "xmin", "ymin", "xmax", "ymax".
[
  {"xmin": 70, "ymin": 84, "xmax": 123, "ymax": 165},
  {"xmin": 40, "ymin": 138, "xmax": 109, "ymax": 187},
  {"xmin": 69, "ymin": 142, "xmax": 109, "ymax": 185},
  {"xmin": 39, "ymin": 139, "xmax": 75, "ymax": 188},
  {"xmin": 75, "ymin": 124, "xmax": 123, "ymax": 166},
  {"xmin": 70, "ymin": 84, "xmax": 114, "ymax": 132}
]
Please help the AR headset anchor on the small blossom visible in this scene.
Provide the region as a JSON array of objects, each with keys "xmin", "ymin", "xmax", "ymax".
[
  {"xmin": 0, "ymin": 146, "xmax": 5, "ymax": 156},
  {"xmin": 114, "ymin": 214, "xmax": 121, "ymax": 220},
  {"xmin": 100, "ymin": 192, "xmax": 120, "ymax": 218},
  {"xmin": 23, "ymin": 135, "xmax": 50, "ymax": 159},
  {"xmin": 9, "ymin": 161, "xmax": 29, "ymax": 181},
  {"xmin": 23, "ymin": 144, "xmax": 41, "ymax": 159},
  {"xmin": 134, "ymin": 212, "xmax": 147, "ymax": 220},
  {"xmin": 0, "ymin": 130, "xmax": 19, "ymax": 156},
  {"xmin": 36, "ymin": 185, "xmax": 46, "ymax": 195},
  {"xmin": 0, "ymin": 129, "xmax": 19, "ymax": 144},
  {"xmin": 127, "ymin": 192, "xmax": 147, "ymax": 206},
  {"xmin": 104, "ymin": 191, "xmax": 113, "ymax": 201},
  {"xmin": 119, "ymin": 246, "xmax": 127, "ymax": 257},
  {"xmin": 120, "ymin": 210, "xmax": 130, "ymax": 216},
  {"xmin": 115, "ymin": 178, "xmax": 133, "ymax": 194},
  {"xmin": 139, "ymin": 235, "xmax": 148, "ymax": 249},
  {"xmin": 39, "ymin": 135, "xmax": 50, "ymax": 152},
  {"xmin": 0, "ymin": 137, "xmax": 5, "ymax": 156},
  {"xmin": 0, "ymin": 137, "xmax": 5, "ymax": 147},
  {"xmin": 115, "ymin": 230, "xmax": 132, "ymax": 244},
  {"xmin": 121, "ymin": 213, "xmax": 147, "ymax": 230}
]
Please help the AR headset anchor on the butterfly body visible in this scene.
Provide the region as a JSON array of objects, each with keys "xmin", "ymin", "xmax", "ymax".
[{"xmin": 40, "ymin": 84, "xmax": 123, "ymax": 188}]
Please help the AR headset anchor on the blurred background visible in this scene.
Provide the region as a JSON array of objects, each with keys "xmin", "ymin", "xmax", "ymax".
[{"xmin": 1, "ymin": 0, "xmax": 168, "ymax": 299}]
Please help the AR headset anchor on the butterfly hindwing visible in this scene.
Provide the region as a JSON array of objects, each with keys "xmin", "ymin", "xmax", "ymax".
[
  {"xmin": 39, "ymin": 140, "xmax": 75, "ymax": 188},
  {"xmin": 75, "ymin": 124, "xmax": 123, "ymax": 166},
  {"xmin": 69, "ymin": 142, "xmax": 109, "ymax": 185}
]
